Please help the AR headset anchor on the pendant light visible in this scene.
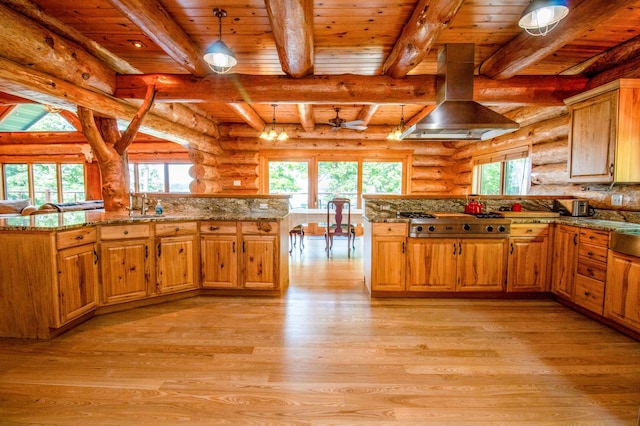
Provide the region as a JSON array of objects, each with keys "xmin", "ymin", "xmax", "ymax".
[
  {"xmin": 387, "ymin": 105, "xmax": 405, "ymax": 141},
  {"xmin": 203, "ymin": 8, "xmax": 238, "ymax": 74},
  {"xmin": 260, "ymin": 105, "xmax": 289, "ymax": 141},
  {"xmin": 518, "ymin": 0, "xmax": 569, "ymax": 37}
]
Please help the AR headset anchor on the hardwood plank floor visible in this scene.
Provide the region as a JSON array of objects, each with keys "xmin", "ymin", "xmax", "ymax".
[{"xmin": 1, "ymin": 238, "xmax": 639, "ymax": 425}]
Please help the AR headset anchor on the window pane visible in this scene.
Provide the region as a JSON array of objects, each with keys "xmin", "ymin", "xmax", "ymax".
[
  {"xmin": 317, "ymin": 161, "xmax": 357, "ymax": 208},
  {"xmin": 479, "ymin": 162, "xmax": 501, "ymax": 195},
  {"xmin": 504, "ymin": 158, "xmax": 529, "ymax": 195},
  {"xmin": 268, "ymin": 161, "xmax": 309, "ymax": 209},
  {"xmin": 168, "ymin": 164, "xmax": 191, "ymax": 192},
  {"xmin": 362, "ymin": 162, "xmax": 402, "ymax": 194},
  {"xmin": 138, "ymin": 164, "xmax": 165, "ymax": 192},
  {"xmin": 128, "ymin": 163, "xmax": 136, "ymax": 193},
  {"xmin": 33, "ymin": 163, "xmax": 58, "ymax": 205},
  {"xmin": 61, "ymin": 164, "xmax": 85, "ymax": 202},
  {"xmin": 4, "ymin": 164, "xmax": 29, "ymax": 200}
]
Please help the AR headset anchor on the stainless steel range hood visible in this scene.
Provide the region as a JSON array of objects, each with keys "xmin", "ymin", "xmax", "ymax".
[{"xmin": 402, "ymin": 44, "xmax": 519, "ymax": 141}]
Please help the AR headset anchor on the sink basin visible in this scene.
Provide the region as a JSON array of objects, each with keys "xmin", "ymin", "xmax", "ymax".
[{"xmin": 611, "ymin": 231, "xmax": 640, "ymax": 257}]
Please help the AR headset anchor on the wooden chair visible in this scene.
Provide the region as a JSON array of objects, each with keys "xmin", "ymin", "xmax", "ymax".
[
  {"xmin": 289, "ymin": 224, "xmax": 304, "ymax": 254},
  {"xmin": 324, "ymin": 197, "xmax": 355, "ymax": 257}
]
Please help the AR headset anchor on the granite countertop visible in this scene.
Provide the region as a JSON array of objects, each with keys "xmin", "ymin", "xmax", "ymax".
[{"xmin": 0, "ymin": 210, "xmax": 288, "ymax": 231}]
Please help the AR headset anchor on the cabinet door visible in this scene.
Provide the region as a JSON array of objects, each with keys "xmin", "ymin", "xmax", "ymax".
[
  {"xmin": 100, "ymin": 239, "xmax": 152, "ymax": 304},
  {"xmin": 568, "ymin": 90, "xmax": 617, "ymax": 183},
  {"xmin": 406, "ymin": 238, "xmax": 457, "ymax": 291},
  {"xmin": 241, "ymin": 235, "xmax": 277, "ymax": 289},
  {"xmin": 55, "ymin": 243, "xmax": 99, "ymax": 326},
  {"xmin": 156, "ymin": 235, "xmax": 198, "ymax": 294},
  {"xmin": 551, "ymin": 226, "xmax": 579, "ymax": 298},
  {"xmin": 201, "ymin": 235, "xmax": 238, "ymax": 288},
  {"xmin": 604, "ymin": 251, "xmax": 640, "ymax": 333},
  {"xmin": 371, "ymin": 236, "xmax": 406, "ymax": 291},
  {"xmin": 507, "ymin": 236, "xmax": 548, "ymax": 292},
  {"xmin": 457, "ymin": 239, "xmax": 507, "ymax": 291}
]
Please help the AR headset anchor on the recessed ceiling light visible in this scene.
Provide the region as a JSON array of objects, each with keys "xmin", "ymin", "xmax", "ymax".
[{"xmin": 129, "ymin": 40, "xmax": 145, "ymax": 48}]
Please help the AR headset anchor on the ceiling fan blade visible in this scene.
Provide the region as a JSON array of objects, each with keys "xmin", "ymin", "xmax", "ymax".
[
  {"xmin": 343, "ymin": 125, "xmax": 368, "ymax": 131},
  {"xmin": 343, "ymin": 120, "xmax": 365, "ymax": 126},
  {"xmin": 330, "ymin": 126, "xmax": 341, "ymax": 132}
]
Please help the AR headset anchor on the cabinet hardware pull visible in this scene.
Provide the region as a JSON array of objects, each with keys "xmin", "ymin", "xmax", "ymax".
[
  {"xmin": 402, "ymin": 242, "xmax": 405, "ymax": 254},
  {"xmin": 587, "ymin": 268, "xmax": 593, "ymax": 275},
  {"xmin": 588, "ymin": 251, "xmax": 593, "ymax": 256},
  {"xmin": 526, "ymin": 229, "xmax": 533, "ymax": 233},
  {"xmin": 93, "ymin": 250, "xmax": 98, "ymax": 264},
  {"xmin": 573, "ymin": 234, "xmax": 578, "ymax": 245},
  {"xmin": 145, "ymin": 245, "xmax": 148, "ymax": 258},
  {"xmin": 124, "ymin": 230, "xmax": 129, "ymax": 235},
  {"xmin": 175, "ymin": 227, "xmax": 180, "ymax": 232},
  {"xmin": 458, "ymin": 242, "xmax": 462, "ymax": 255},
  {"xmin": 75, "ymin": 235, "xmax": 84, "ymax": 240},
  {"xmin": 242, "ymin": 241, "xmax": 245, "ymax": 252},
  {"xmin": 609, "ymin": 163, "xmax": 614, "ymax": 175},
  {"xmin": 233, "ymin": 242, "xmax": 236, "ymax": 253},
  {"xmin": 210, "ymin": 226, "xmax": 219, "ymax": 231},
  {"xmin": 510, "ymin": 243, "xmax": 514, "ymax": 255},
  {"xmin": 453, "ymin": 243, "xmax": 457, "ymax": 255},
  {"xmin": 157, "ymin": 243, "xmax": 161, "ymax": 257},
  {"xmin": 589, "ymin": 235, "xmax": 595, "ymax": 240},
  {"xmin": 584, "ymin": 291, "xmax": 591, "ymax": 296}
]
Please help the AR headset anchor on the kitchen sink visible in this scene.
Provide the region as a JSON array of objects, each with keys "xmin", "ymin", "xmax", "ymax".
[{"xmin": 610, "ymin": 231, "xmax": 640, "ymax": 257}]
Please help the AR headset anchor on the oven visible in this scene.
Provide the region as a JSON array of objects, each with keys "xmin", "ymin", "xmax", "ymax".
[{"xmin": 397, "ymin": 212, "xmax": 510, "ymax": 238}]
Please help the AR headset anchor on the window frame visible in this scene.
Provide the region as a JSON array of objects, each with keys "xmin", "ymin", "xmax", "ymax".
[
  {"xmin": 1, "ymin": 161, "xmax": 87, "ymax": 204},
  {"xmin": 472, "ymin": 148, "xmax": 531, "ymax": 196},
  {"xmin": 129, "ymin": 161, "xmax": 192, "ymax": 194}
]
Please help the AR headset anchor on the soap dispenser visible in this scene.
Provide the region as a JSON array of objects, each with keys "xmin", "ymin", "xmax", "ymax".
[{"xmin": 155, "ymin": 200, "xmax": 163, "ymax": 215}]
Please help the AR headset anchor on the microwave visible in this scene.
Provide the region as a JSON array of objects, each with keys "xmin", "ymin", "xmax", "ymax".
[{"xmin": 553, "ymin": 199, "xmax": 590, "ymax": 217}]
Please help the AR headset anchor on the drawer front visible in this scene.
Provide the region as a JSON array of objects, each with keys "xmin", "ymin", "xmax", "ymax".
[
  {"xmin": 155, "ymin": 222, "xmax": 197, "ymax": 237},
  {"xmin": 372, "ymin": 222, "xmax": 407, "ymax": 236},
  {"xmin": 580, "ymin": 229, "xmax": 609, "ymax": 247},
  {"xmin": 578, "ymin": 242, "xmax": 608, "ymax": 263},
  {"xmin": 574, "ymin": 275, "xmax": 605, "ymax": 315},
  {"xmin": 241, "ymin": 221, "xmax": 279, "ymax": 235},
  {"xmin": 577, "ymin": 258, "xmax": 607, "ymax": 282},
  {"xmin": 200, "ymin": 221, "xmax": 237, "ymax": 235},
  {"xmin": 57, "ymin": 227, "xmax": 97, "ymax": 249},
  {"xmin": 510, "ymin": 224, "xmax": 548, "ymax": 237},
  {"xmin": 99, "ymin": 224, "xmax": 151, "ymax": 240}
]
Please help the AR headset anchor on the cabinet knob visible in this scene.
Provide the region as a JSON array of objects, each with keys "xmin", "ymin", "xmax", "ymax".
[
  {"xmin": 209, "ymin": 226, "xmax": 219, "ymax": 231},
  {"xmin": 584, "ymin": 291, "xmax": 591, "ymax": 297},
  {"xmin": 124, "ymin": 230, "xmax": 129, "ymax": 235},
  {"xmin": 175, "ymin": 227, "xmax": 180, "ymax": 232},
  {"xmin": 75, "ymin": 235, "xmax": 84, "ymax": 240}
]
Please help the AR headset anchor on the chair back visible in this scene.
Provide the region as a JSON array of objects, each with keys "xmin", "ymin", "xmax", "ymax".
[{"xmin": 327, "ymin": 197, "xmax": 351, "ymax": 235}]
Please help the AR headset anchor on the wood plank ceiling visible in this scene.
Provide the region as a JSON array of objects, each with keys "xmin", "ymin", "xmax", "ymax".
[{"xmin": 2, "ymin": 0, "xmax": 640, "ymax": 139}]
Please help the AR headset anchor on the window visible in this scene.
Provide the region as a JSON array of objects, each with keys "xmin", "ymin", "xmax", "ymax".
[
  {"xmin": 1, "ymin": 163, "xmax": 85, "ymax": 204},
  {"xmin": 129, "ymin": 162, "xmax": 191, "ymax": 193},
  {"xmin": 265, "ymin": 154, "xmax": 407, "ymax": 209},
  {"xmin": 473, "ymin": 150, "xmax": 530, "ymax": 195}
]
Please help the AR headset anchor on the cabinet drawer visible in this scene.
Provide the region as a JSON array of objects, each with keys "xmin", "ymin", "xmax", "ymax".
[
  {"xmin": 200, "ymin": 221, "xmax": 237, "ymax": 235},
  {"xmin": 577, "ymin": 258, "xmax": 607, "ymax": 282},
  {"xmin": 580, "ymin": 229, "xmax": 609, "ymax": 247},
  {"xmin": 56, "ymin": 227, "xmax": 97, "ymax": 249},
  {"xmin": 574, "ymin": 275, "xmax": 605, "ymax": 315},
  {"xmin": 578, "ymin": 242, "xmax": 608, "ymax": 263},
  {"xmin": 99, "ymin": 224, "xmax": 151, "ymax": 240},
  {"xmin": 241, "ymin": 221, "xmax": 278, "ymax": 235},
  {"xmin": 510, "ymin": 224, "xmax": 548, "ymax": 237},
  {"xmin": 155, "ymin": 222, "xmax": 197, "ymax": 237},
  {"xmin": 372, "ymin": 222, "xmax": 407, "ymax": 236}
]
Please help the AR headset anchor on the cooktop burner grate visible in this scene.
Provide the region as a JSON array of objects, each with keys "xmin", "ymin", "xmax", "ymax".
[{"xmin": 397, "ymin": 212, "xmax": 436, "ymax": 219}]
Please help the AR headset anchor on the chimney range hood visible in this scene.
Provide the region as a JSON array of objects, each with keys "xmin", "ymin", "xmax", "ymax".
[{"xmin": 402, "ymin": 44, "xmax": 519, "ymax": 141}]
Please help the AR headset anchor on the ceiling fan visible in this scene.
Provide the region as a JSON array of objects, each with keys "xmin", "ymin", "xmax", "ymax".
[{"xmin": 326, "ymin": 108, "xmax": 367, "ymax": 131}]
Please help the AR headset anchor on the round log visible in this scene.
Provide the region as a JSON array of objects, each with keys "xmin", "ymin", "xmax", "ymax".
[
  {"xmin": 412, "ymin": 155, "xmax": 455, "ymax": 167},
  {"xmin": 531, "ymin": 138, "xmax": 568, "ymax": 166},
  {"xmin": 530, "ymin": 163, "xmax": 568, "ymax": 185},
  {"xmin": 218, "ymin": 151, "xmax": 260, "ymax": 165},
  {"xmin": 189, "ymin": 164, "xmax": 220, "ymax": 180},
  {"xmin": 410, "ymin": 181, "xmax": 453, "ymax": 193},
  {"xmin": 188, "ymin": 149, "xmax": 220, "ymax": 166},
  {"xmin": 217, "ymin": 164, "xmax": 259, "ymax": 177},
  {"xmin": 411, "ymin": 167, "xmax": 449, "ymax": 181},
  {"xmin": 189, "ymin": 179, "xmax": 222, "ymax": 194}
]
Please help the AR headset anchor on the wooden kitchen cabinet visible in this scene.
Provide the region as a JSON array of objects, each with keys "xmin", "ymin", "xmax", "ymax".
[
  {"xmin": 99, "ymin": 224, "xmax": 153, "ymax": 305},
  {"xmin": 407, "ymin": 238, "xmax": 507, "ymax": 292},
  {"xmin": 565, "ymin": 79, "xmax": 640, "ymax": 184},
  {"xmin": 604, "ymin": 250, "xmax": 640, "ymax": 333},
  {"xmin": 54, "ymin": 228, "xmax": 99, "ymax": 327},
  {"xmin": 551, "ymin": 225, "xmax": 579, "ymax": 299},
  {"xmin": 573, "ymin": 229, "xmax": 609, "ymax": 314},
  {"xmin": 201, "ymin": 221, "xmax": 238, "ymax": 289},
  {"xmin": 507, "ymin": 224, "xmax": 549, "ymax": 292},
  {"xmin": 240, "ymin": 221, "xmax": 279, "ymax": 290},
  {"xmin": 155, "ymin": 222, "xmax": 199, "ymax": 294},
  {"xmin": 370, "ymin": 223, "xmax": 407, "ymax": 291}
]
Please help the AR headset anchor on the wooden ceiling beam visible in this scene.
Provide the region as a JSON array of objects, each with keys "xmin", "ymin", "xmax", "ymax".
[
  {"xmin": 116, "ymin": 74, "xmax": 588, "ymax": 106},
  {"xmin": 106, "ymin": 0, "xmax": 210, "ymax": 77},
  {"xmin": 265, "ymin": 0, "xmax": 314, "ymax": 78},
  {"xmin": 479, "ymin": 0, "xmax": 639, "ymax": 80},
  {"xmin": 0, "ymin": 131, "xmax": 166, "ymax": 144},
  {"xmin": 227, "ymin": 103, "xmax": 266, "ymax": 131},
  {"xmin": 357, "ymin": 105, "xmax": 379, "ymax": 125},
  {"xmin": 383, "ymin": 0, "xmax": 465, "ymax": 78},
  {"xmin": 297, "ymin": 104, "xmax": 315, "ymax": 132}
]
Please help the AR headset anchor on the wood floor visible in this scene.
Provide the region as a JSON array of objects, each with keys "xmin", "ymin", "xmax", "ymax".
[{"xmin": 1, "ymin": 238, "xmax": 640, "ymax": 425}]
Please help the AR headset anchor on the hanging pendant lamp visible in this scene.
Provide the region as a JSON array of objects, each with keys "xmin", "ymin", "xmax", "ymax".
[
  {"xmin": 260, "ymin": 105, "xmax": 289, "ymax": 141},
  {"xmin": 387, "ymin": 105, "xmax": 405, "ymax": 141},
  {"xmin": 203, "ymin": 8, "xmax": 238, "ymax": 74},
  {"xmin": 518, "ymin": 0, "xmax": 569, "ymax": 37}
]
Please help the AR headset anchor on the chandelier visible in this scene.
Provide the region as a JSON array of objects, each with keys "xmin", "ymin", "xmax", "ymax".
[
  {"xmin": 260, "ymin": 104, "xmax": 289, "ymax": 141},
  {"xmin": 387, "ymin": 105, "xmax": 405, "ymax": 141}
]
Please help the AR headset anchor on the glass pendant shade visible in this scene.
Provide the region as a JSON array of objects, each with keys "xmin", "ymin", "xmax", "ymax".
[
  {"xmin": 518, "ymin": 0, "xmax": 569, "ymax": 36},
  {"xmin": 260, "ymin": 104, "xmax": 289, "ymax": 141},
  {"xmin": 203, "ymin": 40, "xmax": 237, "ymax": 74}
]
